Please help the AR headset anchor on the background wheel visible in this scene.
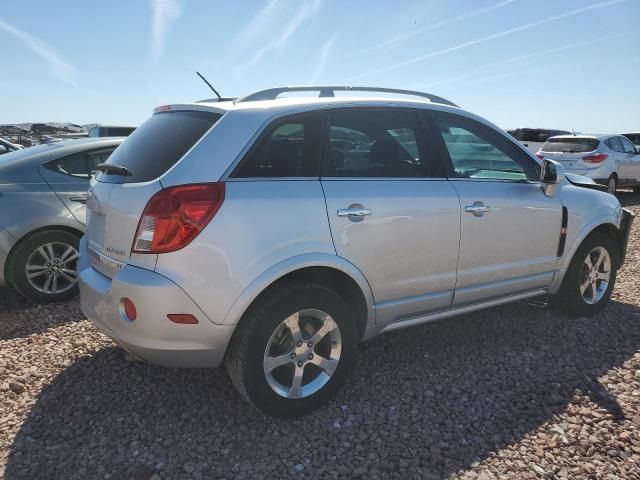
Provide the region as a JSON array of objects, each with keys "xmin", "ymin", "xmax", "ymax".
[
  {"xmin": 225, "ymin": 281, "xmax": 358, "ymax": 417},
  {"xmin": 607, "ymin": 175, "xmax": 617, "ymax": 194},
  {"xmin": 10, "ymin": 229, "xmax": 80, "ymax": 303},
  {"xmin": 555, "ymin": 231, "xmax": 618, "ymax": 317}
]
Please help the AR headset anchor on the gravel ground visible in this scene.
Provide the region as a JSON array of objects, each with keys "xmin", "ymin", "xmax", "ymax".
[{"xmin": 1, "ymin": 191, "xmax": 639, "ymax": 480}]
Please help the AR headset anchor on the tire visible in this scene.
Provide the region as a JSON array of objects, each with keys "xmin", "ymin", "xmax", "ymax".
[
  {"xmin": 225, "ymin": 281, "xmax": 358, "ymax": 417},
  {"xmin": 1, "ymin": 129, "xmax": 8, "ymax": 136},
  {"xmin": 555, "ymin": 231, "xmax": 619, "ymax": 317},
  {"xmin": 9, "ymin": 229, "xmax": 81, "ymax": 303},
  {"xmin": 607, "ymin": 175, "xmax": 617, "ymax": 195}
]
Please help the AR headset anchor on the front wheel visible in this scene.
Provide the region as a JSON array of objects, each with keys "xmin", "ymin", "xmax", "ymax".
[
  {"xmin": 555, "ymin": 232, "xmax": 618, "ymax": 317},
  {"xmin": 225, "ymin": 281, "xmax": 358, "ymax": 417}
]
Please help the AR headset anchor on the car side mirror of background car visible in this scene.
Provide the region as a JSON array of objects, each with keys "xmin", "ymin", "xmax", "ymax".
[
  {"xmin": 0, "ymin": 145, "xmax": 7, "ymax": 155},
  {"xmin": 540, "ymin": 159, "xmax": 564, "ymax": 197}
]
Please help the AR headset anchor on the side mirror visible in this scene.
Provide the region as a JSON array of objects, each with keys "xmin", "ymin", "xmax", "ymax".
[
  {"xmin": 540, "ymin": 159, "xmax": 564, "ymax": 197},
  {"xmin": 0, "ymin": 145, "xmax": 8, "ymax": 155}
]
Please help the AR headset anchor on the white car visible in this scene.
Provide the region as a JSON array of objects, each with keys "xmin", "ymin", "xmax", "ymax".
[
  {"xmin": 537, "ymin": 134, "xmax": 640, "ymax": 194},
  {"xmin": 622, "ymin": 132, "xmax": 640, "ymax": 149},
  {"xmin": 507, "ymin": 128, "xmax": 570, "ymax": 154}
]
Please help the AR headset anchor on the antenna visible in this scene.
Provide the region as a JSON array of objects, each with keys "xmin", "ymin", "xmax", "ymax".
[{"xmin": 196, "ymin": 71, "xmax": 221, "ymax": 100}]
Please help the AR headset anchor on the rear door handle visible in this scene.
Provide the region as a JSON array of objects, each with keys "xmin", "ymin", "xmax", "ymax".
[
  {"xmin": 70, "ymin": 194, "xmax": 89, "ymax": 204},
  {"xmin": 337, "ymin": 207, "xmax": 372, "ymax": 218},
  {"xmin": 464, "ymin": 202, "xmax": 490, "ymax": 217}
]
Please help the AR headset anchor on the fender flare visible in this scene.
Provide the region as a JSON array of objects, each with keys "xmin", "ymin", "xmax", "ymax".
[
  {"xmin": 221, "ymin": 253, "xmax": 376, "ymax": 328},
  {"xmin": 549, "ymin": 213, "xmax": 621, "ymax": 293}
]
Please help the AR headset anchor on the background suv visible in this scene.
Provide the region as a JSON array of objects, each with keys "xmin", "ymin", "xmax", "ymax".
[
  {"xmin": 507, "ymin": 127, "xmax": 570, "ymax": 154},
  {"xmin": 78, "ymin": 86, "xmax": 633, "ymax": 417},
  {"xmin": 0, "ymin": 137, "xmax": 123, "ymax": 302},
  {"xmin": 537, "ymin": 134, "xmax": 640, "ymax": 194}
]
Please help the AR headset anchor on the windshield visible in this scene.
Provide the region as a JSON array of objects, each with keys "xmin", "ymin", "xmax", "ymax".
[{"xmin": 541, "ymin": 137, "xmax": 599, "ymax": 153}]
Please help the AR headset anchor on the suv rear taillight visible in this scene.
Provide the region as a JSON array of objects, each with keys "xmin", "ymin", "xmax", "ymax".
[
  {"xmin": 133, "ymin": 183, "xmax": 225, "ymax": 253},
  {"xmin": 582, "ymin": 153, "xmax": 608, "ymax": 164}
]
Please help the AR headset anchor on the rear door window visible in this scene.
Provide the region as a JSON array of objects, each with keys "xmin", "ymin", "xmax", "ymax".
[
  {"xmin": 96, "ymin": 111, "xmax": 221, "ymax": 183},
  {"xmin": 232, "ymin": 113, "xmax": 323, "ymax": 178},
  {"xmin": 322, "ymin": 108, "xmax": 431, "ymax": 178},
  {"xmin": 541, "ymin": 138, "xmax": 599, "ymax": 153},
  {"xmin": 619, "ymin": 136, "xmax": 636, "ymax": 153},
  {"xmin": 44, "ymin": 148, "xmax": 116, "ymax": 179}
]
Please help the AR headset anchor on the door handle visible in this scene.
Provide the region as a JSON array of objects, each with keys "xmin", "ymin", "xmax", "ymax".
[
  {"xmin": 337, "ymin": 207, "xmax": 372, "ymax": 218},
  {"xmin": 70, "ymin": 194, "xmax": 89, "ymax": 204},
  {"xmin": 464, "ymin": 202, "xmax": 490, "ymax": 217}
]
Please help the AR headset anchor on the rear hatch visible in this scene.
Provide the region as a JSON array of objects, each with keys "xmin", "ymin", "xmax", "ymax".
[
  {"xmin": 85, "ymin": 109, "xmax": 222, "ymax": 277},
  {"xmin": 538, "ymin": 137, "xmax": 600, "ymax": 175}
]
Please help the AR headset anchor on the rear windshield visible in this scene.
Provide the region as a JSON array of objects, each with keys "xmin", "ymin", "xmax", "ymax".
[
  {"xmin": 541, "ymin": 137, "xmax": 599, "ymax": 153},
  {"xmin": 96, "ymin": 110, "xmax": 221, "ymax": 183}
]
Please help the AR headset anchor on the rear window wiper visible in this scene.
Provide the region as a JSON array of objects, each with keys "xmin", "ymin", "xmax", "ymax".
[
  {"xmin": 561, "ymin": 149, "xmax": 577, "ymax": 153},
  {"xmin": 95, "ymin": 163, "xmax": 132, "ymax": 176}
]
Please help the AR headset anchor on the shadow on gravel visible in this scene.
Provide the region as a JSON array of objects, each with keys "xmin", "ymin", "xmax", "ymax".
[
  {"xmin": 6, "ymin": 298, "xmax": 640, "ymax": 479},
  {"xmin": 0, "ymin": 286, "xmax": 82, "ymax": 341},
  {"xmin": 617, "ymin": 189, "xmax": 640, "ymax": 208}
]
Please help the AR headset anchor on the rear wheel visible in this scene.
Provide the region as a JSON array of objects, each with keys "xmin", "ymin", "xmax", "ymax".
[
  {"xmin": 10, "ymin": 229, "xmax": 80, "ymax": 303},
  {"xmin": 607, "ymin": 175, "xmax": 617, "ymax": 194},
  {"xmin": 225, "ymin": 281, "xmax": 358, "ymax": 417},
  {"xmin": 555, "ymin": 232, "xmax": 618, "ymax": 316}
]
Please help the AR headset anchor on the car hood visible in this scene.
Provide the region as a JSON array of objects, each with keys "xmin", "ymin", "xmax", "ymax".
[{"xmin": 564, "ymin": 173, "xmax": 607, "ymax": 192}]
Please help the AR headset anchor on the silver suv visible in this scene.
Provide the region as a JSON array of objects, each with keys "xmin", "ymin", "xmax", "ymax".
[{"xmin": 78, "ymin": 86, "xmax": 633, "ymax": 417}]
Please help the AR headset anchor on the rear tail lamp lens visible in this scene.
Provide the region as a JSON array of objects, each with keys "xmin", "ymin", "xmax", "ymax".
[
  {"xmin": 133, "ymin": 183, "xmax": 225, "ymax": 254},
  {"xmin": 535, "ymin": 152, "xmax": 544, "ymax": 160},
  {"xmin": 582, "ymin": 153, "xmax": 608, "ymax": 164}
]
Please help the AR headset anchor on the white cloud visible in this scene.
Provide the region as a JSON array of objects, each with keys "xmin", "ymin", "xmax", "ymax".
[
  {"xmin": 234, "ymin": 0, "xmax": 281, "ymax": 48},
  {"xmin": 0, "ymin": 17, "xmax": 77, "ymax": 86},
  {"xmin": 348, "ymin": 0, "xmax": 628, "ymax": 82},
  {"xmin": 237, "ymin": 0, "xmax": 324, "ymax": 72},
  {"xmin": 150, "ymin": 0, "xmax": 183, "ymax": 61},
  {"xmin": 352, "ymin": 0, "xmax": 517, "ymax": 57},
  {"xmin": 309, "ymin": 34, "xmax": 337, "ymax": 83}
]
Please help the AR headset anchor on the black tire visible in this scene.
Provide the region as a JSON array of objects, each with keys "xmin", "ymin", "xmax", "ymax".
[
  {"xmin": 1, "ymin": 129, "xmax": 8, "ymax": 136},
  {"xmin": 607, "ymin": 175, "xmax": 617, "ymax": 195},
  {"xmin": 225, "ymin": 281, "xmax": 358, "ymax": 417},
  {"xmin": 555, "ymin": 231, "xmax": 619, "ymax": 317},
  {"xmin": 10, "ymin": 229, "xmax": 81, "ymax": 303}
]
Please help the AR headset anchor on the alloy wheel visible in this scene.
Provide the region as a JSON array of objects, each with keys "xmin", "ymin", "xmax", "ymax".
[
  {"xmin": 579, "ymin": 246, "xmax": 611, "ymax": 305},
  {"xmin": 25, "ymin": 242, "xmax": 79, "ymax": 295},
  {"xmin": 263, "ymin": 309, "xmax": 342, "ymax": 399}
]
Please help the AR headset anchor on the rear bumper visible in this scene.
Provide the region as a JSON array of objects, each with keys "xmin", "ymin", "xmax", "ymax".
[
  {"xmin": 619, "ymin": 208, "xmax": 634, "ymax": 267},
  {"xmin": 78, "ymin": 237, "xmax": 234, "ymax": 368}
]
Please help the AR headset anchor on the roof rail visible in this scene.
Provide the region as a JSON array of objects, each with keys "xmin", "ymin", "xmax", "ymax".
[{"xmin": 236, "ymin": 86, "xmax": 458, "ymax": 107}]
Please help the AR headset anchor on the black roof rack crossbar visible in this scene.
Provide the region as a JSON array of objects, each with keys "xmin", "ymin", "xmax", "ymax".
[{"xmin": 236, "ymin": 86, "xmax": 458, "ymax": 107}]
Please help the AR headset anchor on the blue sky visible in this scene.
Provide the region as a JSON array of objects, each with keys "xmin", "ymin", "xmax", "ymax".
[{"xmin": 0, "ymin": 0, "xmax": 638, "ymax": 132}]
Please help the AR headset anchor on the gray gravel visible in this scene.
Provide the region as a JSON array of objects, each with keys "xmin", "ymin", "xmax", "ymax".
[{"xmin": 1, "ymin": 191, "xmax": 640, "ymax": 480}]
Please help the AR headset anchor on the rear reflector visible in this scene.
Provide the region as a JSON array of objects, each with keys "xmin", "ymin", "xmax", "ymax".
[
  {"xmin": 167, "ymin": 314, "xmax": 199, "ymax": 324},
  {"xmin": 582, "ymin": 153, "xmax": 608, "ymax": 164},
  {"xmin": 122, "ymin": 298, "xmax": 137, "ymax": 321},
  {"xmin": 133, "ymin": 183, "xmax": 225, "ymax": 254}
]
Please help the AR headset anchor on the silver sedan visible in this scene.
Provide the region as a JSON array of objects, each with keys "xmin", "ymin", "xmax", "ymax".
[{"xmin": 0, "ymin": 137, "xmax": 123, "ymax": 302}]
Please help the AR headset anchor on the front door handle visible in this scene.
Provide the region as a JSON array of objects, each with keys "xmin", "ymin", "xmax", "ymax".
[
  {"xmin": 337, "ymin": 206, "xmax": 372, "ymax": 218},
  {"xmin": 465, "ymin": 202, "xmax": 490, "ymax": 217},
  {"xmin": 69, "ymin": 194, "xmax": 89, "ymax": 204}
]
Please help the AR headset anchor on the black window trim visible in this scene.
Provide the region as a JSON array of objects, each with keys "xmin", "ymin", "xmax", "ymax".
[
  {"xmin": 43, "ymin": 146, "xmax": 117, "ymax": 179},
  {"xmin": 229, "ymin": 110, "xmax": 325, "ymax": 180},
  {"xmin": 320, "ymin": 106, "xmax": 445, "ymax": 180},
  {"xmin": 426, "ymin": 110, "xmax": 541, "ymax": 183}
]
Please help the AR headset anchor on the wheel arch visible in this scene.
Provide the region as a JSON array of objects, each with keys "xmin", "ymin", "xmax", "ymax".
[
  {"xmin": 222, "ymin": 254, "xmax": 375, "ymax": 341},
  {"xmin": 549, "ymin": 217, "xmax": 622, "ymax": 294},
  {"xmin": 4, "ymin": 225, "xmax": 83, "ymax": 286}
]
